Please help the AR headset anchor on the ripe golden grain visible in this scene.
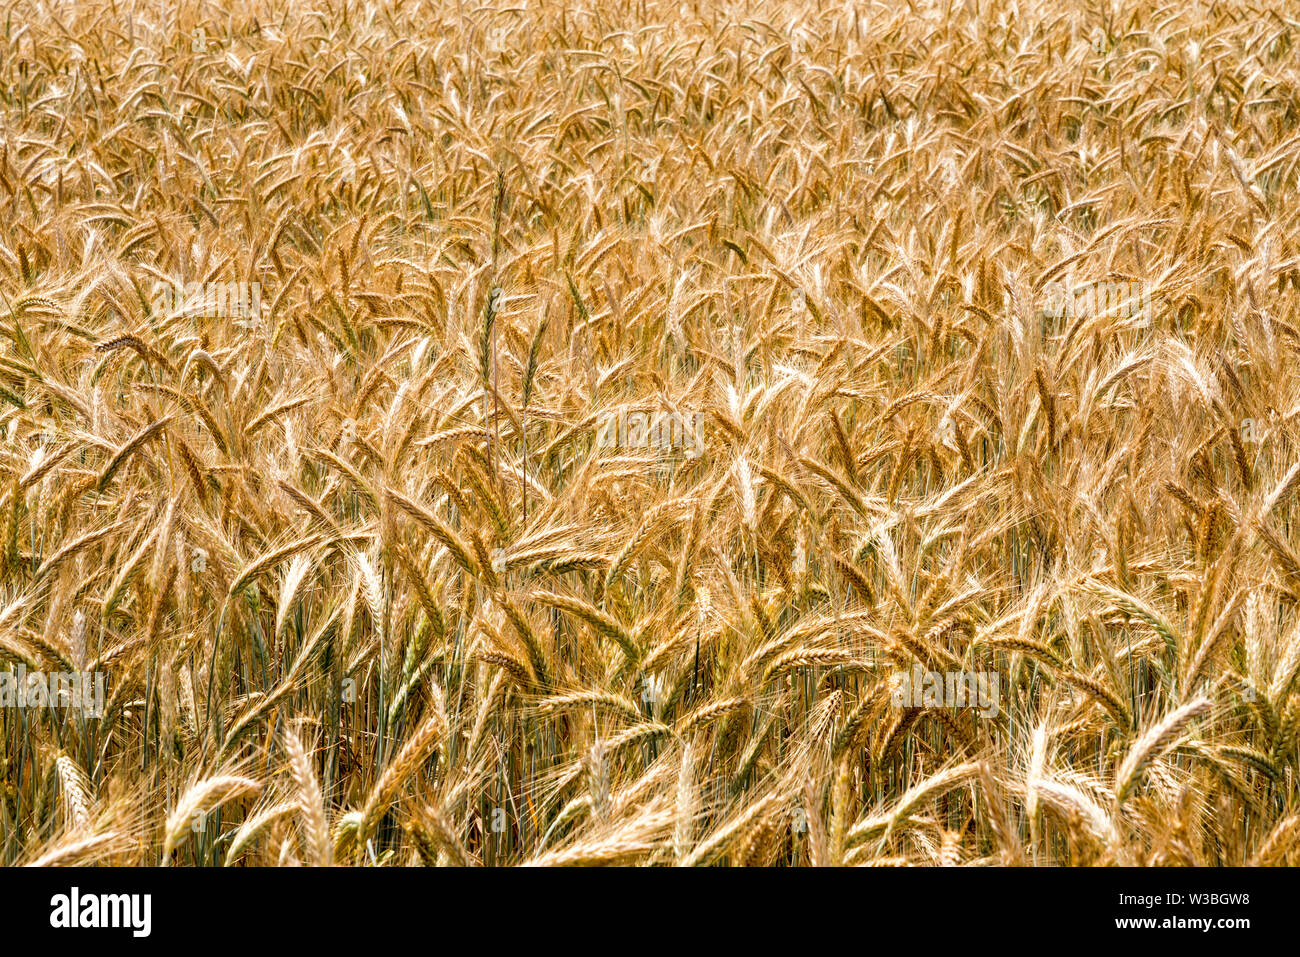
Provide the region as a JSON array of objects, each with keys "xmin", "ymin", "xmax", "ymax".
[{"xmin": 5, "ymin": 0, "xmax": 1300, "ymax": 869}]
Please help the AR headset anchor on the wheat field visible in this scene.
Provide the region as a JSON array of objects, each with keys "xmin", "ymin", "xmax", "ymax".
[{"xmin": 2, "ymin": 0, "xmax": 1300, "ymax": 867}]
